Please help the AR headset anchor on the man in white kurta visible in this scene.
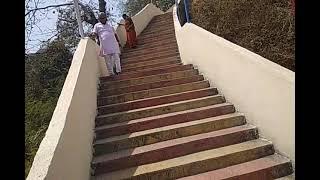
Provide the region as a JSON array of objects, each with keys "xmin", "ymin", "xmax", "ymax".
[{"xmin": 92, "ymin": 12, "xmax": 121, "ymax": 76}]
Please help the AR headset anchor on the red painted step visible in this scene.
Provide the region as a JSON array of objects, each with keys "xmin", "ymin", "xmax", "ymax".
[
  {"xmin": 97, "ymin": 88, "xmax": 217, "ymax": 115},
  {"xmin": 97, "ymin": 81, "xmax": 210, "ymax": 105},
  {"xmin": 92, "ymin": 125, "xmax": 258, "ymax": 175},
  {"xmin": 122, "ymin": 62, "xmax": 182, "ymax": 73},
  {"xmin": 95, "ymin": 102, "xmax": 235, "ymax": 138},
  {"xmin": 178, "ymin": 154, "xmax": 293, "ymax": 180},
  {"xmin": 101, "ymin": 64, "xmax": 193, "ymax": 82}
]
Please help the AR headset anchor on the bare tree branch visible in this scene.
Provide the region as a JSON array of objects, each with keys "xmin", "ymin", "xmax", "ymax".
[{"xmin": 25, "ymin": 3, "xmax": 73, "ymax": 16}]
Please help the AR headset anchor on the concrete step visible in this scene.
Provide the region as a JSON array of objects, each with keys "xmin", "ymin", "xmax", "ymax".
[
  {"xmin": 94, "ymin": 112, "xmax": 246, "ymax": 155},
  {"xmin": 99, "ymin": 69, "xmax": 198, "ymax": 89},
  {"xmin": 121, "ymin": 51, "xmax": 180, "ymax": 64},
  {"xmin": 136, "ymin": 35, "xmax": 176, "ymax": 46},
  {"xmin": 96, "ymin": 95, "xmax": 226, "ymax": 125},
  {"xmin": 97, "ymin": 81, "xmax": 210, "ymax": 105},
  {"xmin": 141, "ymin": 26, "xmax": 174, "ymax": 34},
  {"xmin": 99, "ymin": 75, "xmax": 204, "ymax": 97},
  {"xmin": 153, "ymin": 12, "xmax": 172, "ymax": 19},
  {"xmin": 100, "ymin": 64, "xmax": 194, "ymax": 82},
  {"xmin": 122, "ymin": 39, "xmax": 177, "ymax": 52},
  {"xmin": 137, "ymin": 36, "xmax": 176, "ymax": 46},
  {"xmin": 94, "ymin": 139, "xmax": 274, "ymax": 179},
  {"xmin": 138, "ymin": 29, "xmax": 175, "ymax": 40},
  {"xmin": 178, "ymin": 154, "xmax": 293, "ymax": 180},
  {"xmin": 140, "ymin": 28, "xmax": 175, "ymax": 37},
  {"xmin": 121, "ymin": 44, "xmax": 177, "ymax": 59},
  {"xmin": 96, "ymin": 102, "xmax": 234, "ymax": 138},
  {"xmin": 146, "ymin": 19, "xmax": 173, "ymax": 27},
  {"xmin": 121, "ymin": 44, "xmax": 178, "ymax": 57},
  {"xmin": 92, "ymin": 125, "xmax": 258, "ymax": 174},
  {"xmin": 98, "ymin": 87, "xmax": 217, "ymax": 115},
  {"xmin": 123, "ymin": 39, "xmax": 177, "ymax": 51},
  {"xmin": 122, "ymin": 62, "xmax": 182, "ymax": 74},
  {"xmin": 139, "ymin": 29, "xmax": 175, "ymax": 40},
  {"xmin": 121, "ymin": 48, "xmax": 179, "ymax": 61},
  {"xmin": 145, "ymin": 19, "xmax": 173, "ymax": 27},
  {"xmin": 121, "ymin": 55, "xmax": 180, "ymax": 68}
]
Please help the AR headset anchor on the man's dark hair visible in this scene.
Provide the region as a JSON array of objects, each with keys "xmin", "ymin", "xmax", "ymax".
[{"xmin": 122, "ymin": 14, "xmax": 128, "ymax": 19}]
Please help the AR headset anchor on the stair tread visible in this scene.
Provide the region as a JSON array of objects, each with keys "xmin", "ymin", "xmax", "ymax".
[
  {"xmin": 94, "ymin": 111, "xmax": 240, "ymax": 145},
  {"xmin": 91, "ymin": 10, "xmax": 293, "ymax": 180},
  {"xmin": 93, "ymin": 124, "xmax": 257, "ymax": 164},
  {"xmin": 177, "ymin": 153, "xmax": 292, "ymax": 180},
  {"xmin": 96, "ymin": 95, "xmax": 224, "ymax": 118},
  {"xmin": 94, "ymin": 139, "xmax": 272, "ymax": 180},
  {"xmin": 95, "ymin": 101, "xmax": 227, "ymax": 131},
  {"xmin": 102, "ymin": 64, "xmax": 192, "ymax": 82},
  {"xmin": 122, "ymin": 63, "xmax": 183, "ymax": 73},
  {"xmin": 98, "ymin": 87, "xmax": 214, "ymax": 109},
  {"xmin": 98, "ymin": 80, "xmax": 209, "ymax": 99},
  {"xmin": 99, "ymin": 75, "xmax": 203, "ymax": 95},
  {"xmin": 100, "ymin": 69, "xmax": 197, "ymax": 86}
]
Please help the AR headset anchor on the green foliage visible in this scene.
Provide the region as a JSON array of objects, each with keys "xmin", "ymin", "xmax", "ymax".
[
  {"xmin": 122, "ymin": 0, "xmax": 174, "ymax": 16},
  {"xmin": 25, "ymin": 39, "xmax": 72, "ymax": 177}
]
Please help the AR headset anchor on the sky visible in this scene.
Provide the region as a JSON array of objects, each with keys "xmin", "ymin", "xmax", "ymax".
[{"xmin": 26, "ymin": 0, "xmax": 124, "ymax": 53}]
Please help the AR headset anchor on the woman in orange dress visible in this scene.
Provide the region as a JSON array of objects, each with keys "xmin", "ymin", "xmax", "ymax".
[{"xmin": 121, "ymin": 14, "xmax": 137, "ymax": 48}]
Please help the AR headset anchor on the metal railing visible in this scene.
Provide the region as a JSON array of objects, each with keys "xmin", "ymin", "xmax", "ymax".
[{"xmin": 176, "ymin": 0, "xmax": 191, "ymax": 26}]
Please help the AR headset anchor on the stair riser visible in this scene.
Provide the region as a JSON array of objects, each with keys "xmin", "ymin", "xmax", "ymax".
[
  {"xmin": 100, "ymin": 65, "xmax": 194, "ymax": 85},
  {"xmin": 94, "ymin": 128, "xmax": 258, "ymax": 174},
  {"xmin": 94, "ymin": 115, "xmax": 246, "ymax": 155},
  {"xmin": 97, "ymin": 88, "xmax": 218, "ymax": 122},
  {"xmin": 96, "ymin": 103, "xmax": 234, "ymax": 138},
  {"xmin": 96, "ymin": 96, "xmax": 226, "ymax": 125},
  {"xmin": 99, "ymin": 75, "xmax": 203, "ymax": 97},
  {"xmin": 99, "ymin": 69, "xmax": 198, "ymax": 90},
  {"xmin": 122, "ymin": 145, "xmax": 275, "ymax": 180},
  {"xmin": 97, "ymin": 81, "xmax": 210, "ymax": 105}
]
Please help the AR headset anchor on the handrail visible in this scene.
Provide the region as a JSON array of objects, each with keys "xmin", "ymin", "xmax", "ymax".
[
  {"xmin": 183, "ymin": 0, "xmax": 190, "ymax": 23},
  {"xmin": 176, "ymin": 0, "xmax": 191, "ymax": 26}
]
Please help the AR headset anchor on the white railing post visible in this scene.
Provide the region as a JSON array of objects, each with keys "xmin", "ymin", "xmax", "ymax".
[{"xmin": 73, "ymin": 0, "xmax": 84, "ymax": 37}]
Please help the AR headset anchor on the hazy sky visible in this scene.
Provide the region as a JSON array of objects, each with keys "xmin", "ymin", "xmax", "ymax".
[{"xmin": 26, "ymin": 0, "xmax": 124, "ymax": 53}]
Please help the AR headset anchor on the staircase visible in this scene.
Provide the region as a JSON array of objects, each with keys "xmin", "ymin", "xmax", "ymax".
[{"xmin": 91, "ymin": 12, "xmax": 294, "ymax": 180}]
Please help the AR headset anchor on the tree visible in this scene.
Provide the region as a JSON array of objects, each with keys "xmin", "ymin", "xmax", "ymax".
[
  {"xmin": 122, "ymin": 0, "xmax": 175, "ymax": 16},
  {"xmin": 25, "ymin": 39, "xmax": 73, "ymax": 177},
  {"xmin": 25, "ymin": 0, "xmax": 115, "ymax": 52}
]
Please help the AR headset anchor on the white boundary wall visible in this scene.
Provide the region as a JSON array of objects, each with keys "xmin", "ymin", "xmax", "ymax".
[{"xmin": 172, "ymin": 6, "xmax": 295, "ymax": 166}]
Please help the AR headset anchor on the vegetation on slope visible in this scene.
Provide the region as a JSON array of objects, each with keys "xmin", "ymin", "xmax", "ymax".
[
  {"xmin": 25, "ymin": 40, "xmax": 72, "ymax": 177},
  {"xmin": 190, "ymin": 0, "xmax": 295, "ymax": 71}
]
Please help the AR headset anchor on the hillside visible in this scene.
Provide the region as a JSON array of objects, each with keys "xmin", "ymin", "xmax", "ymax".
[{"xmin": 190, "ymin": 0, "xmax": 295, "ymax": 71}]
